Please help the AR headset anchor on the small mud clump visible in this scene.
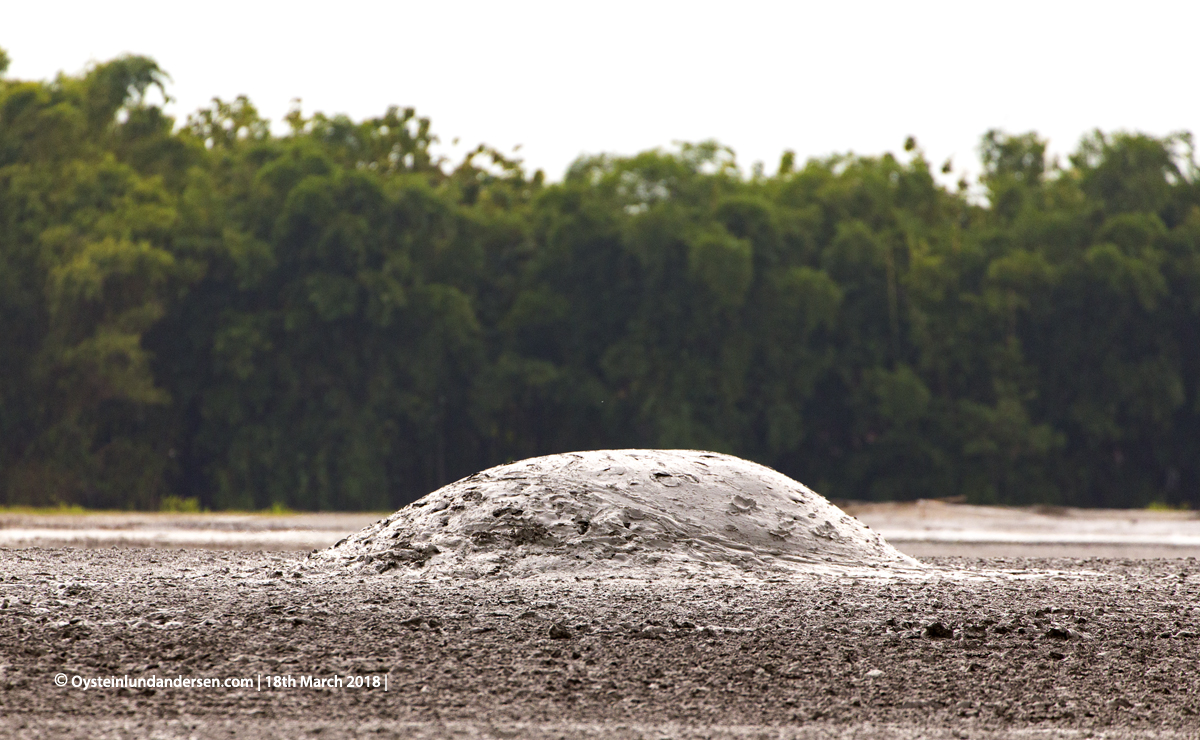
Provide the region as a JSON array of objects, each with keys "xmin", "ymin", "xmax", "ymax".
[{"xmin": 359, "ymin": 542, "xmax": 440, "ymax": 573}]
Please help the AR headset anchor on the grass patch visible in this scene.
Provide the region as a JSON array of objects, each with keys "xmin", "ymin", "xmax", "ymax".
[
  {"xmin": 1146, "ymin": 500, "xmax": 1190, "ymax": 512},
  {"xmin": 0, "ymin": 503, "xmax": 90, "ymax": 515},
  {"xmin": 159, "ymin": 495, "xmax": 203, "ymax": 513}
]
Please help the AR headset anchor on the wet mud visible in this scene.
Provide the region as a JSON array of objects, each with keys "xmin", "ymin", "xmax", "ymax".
[{"xmin": 2, "ymin": 549, "xmax": 1198, "ymax": 738}]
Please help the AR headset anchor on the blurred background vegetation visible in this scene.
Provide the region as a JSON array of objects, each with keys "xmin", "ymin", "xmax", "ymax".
[{"xmin": 1, "ymin": 53, "xmax": 1198, "ymax": 511}]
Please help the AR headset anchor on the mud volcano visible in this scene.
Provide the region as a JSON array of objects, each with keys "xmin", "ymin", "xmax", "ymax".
[{"xmin": 316, "ymin": 450, "xmax": 923, "ymax": 578}]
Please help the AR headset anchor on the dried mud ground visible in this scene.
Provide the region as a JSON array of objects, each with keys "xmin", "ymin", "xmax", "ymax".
[{"xmin": 2, "ymin": 549, "xmax": 1199, "ymax": 739}]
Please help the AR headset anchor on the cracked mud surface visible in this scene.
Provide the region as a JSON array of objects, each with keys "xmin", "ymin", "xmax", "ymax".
[{"xmin": 2, "ymin": 549, "xmax": 1199, "ymax": 739}]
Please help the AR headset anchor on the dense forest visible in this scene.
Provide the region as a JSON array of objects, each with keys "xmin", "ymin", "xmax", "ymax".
[{"xmin": 1, "ymin": 52, "xmax": 1198, "ymax": 511}]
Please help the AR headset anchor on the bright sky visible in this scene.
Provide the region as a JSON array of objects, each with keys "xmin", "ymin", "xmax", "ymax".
[{"xmin": 5, "ymin": 1, "xmax": 1198, "ymax": 183}]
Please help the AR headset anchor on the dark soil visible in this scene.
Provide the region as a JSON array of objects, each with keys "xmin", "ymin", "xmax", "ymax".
[{"xmin": 2, "ymin": 549, "xmax": 1198, "ymax": 738}]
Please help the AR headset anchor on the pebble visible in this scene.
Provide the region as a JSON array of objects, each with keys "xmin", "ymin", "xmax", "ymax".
[
  {"xmin": 1044, "ymin": 626, "xmax": 1090, "ymax": 640},
  {"xmin": 549, "ymin": 622, "xmax": 573, "ymax": 639},
  {"xmin": 924, "ymin": 622, "xmax": 954, "ymax": 639}
]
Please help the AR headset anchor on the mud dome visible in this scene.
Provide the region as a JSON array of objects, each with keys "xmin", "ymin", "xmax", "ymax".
[{"xmin": 315, "ymin": 450, "xmax": 924, "ymax": 579}]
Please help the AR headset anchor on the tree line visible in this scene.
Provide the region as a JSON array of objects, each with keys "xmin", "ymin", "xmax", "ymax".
[{"xmin": 2, "ymin": 52, "xmax": 1198, "ymax": 511}]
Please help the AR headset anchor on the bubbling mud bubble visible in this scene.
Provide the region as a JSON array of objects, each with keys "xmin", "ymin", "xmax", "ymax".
[{"xmin": 314, "ymin": 450, "xmax": 926, "ymax": 579}]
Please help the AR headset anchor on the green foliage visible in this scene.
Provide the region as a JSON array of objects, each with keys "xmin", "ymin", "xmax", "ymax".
[
  {"xmin": 687, "ymin": 227, "xmax": 753, "ymax": 306},
  {"xmin": 2, "ymin": 51, "xmax": 1199, "ymax": 510},
  {"xmin": 0, "ymin": 55, "xmax": 188, "ymax": 508}
]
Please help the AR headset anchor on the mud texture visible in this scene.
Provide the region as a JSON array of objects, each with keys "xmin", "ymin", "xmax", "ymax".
[{"xmin": 2, "ymin": 549, "xmax": 1199, "ymax": 739}]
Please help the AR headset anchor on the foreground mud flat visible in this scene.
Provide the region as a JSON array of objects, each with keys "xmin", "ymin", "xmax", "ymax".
[{"xmin": 1, "ymin": 548, "xmax": 1198, "ymax": 739}]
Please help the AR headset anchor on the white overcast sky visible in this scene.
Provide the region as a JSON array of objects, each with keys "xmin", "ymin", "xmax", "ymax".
[{"xmin": 4, "ymin": 1, "xmax": 1197, "ymax": 183}]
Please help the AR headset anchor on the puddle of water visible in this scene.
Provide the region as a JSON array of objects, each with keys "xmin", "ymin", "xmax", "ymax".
[{"xmin": 878, "ymin": 527, "xmax": 1200, "ymax": 546}]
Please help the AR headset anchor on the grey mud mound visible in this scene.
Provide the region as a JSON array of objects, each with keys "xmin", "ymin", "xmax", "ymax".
[{"xmin": 316, "ymin": 450, "xmax": 923, "ymax": 578}]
